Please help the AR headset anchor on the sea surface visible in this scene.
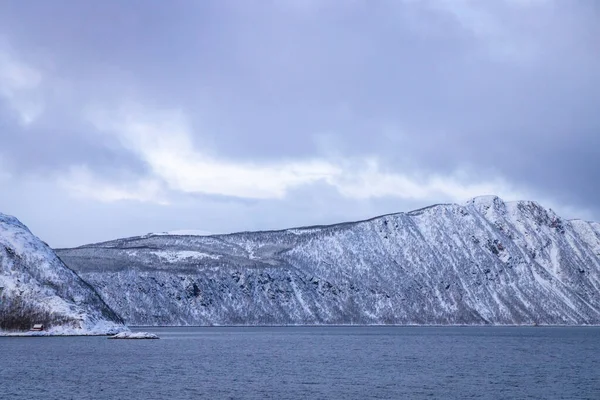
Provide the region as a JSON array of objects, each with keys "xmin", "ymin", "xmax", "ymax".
[{"xmin": 1, "ymin": 326, "xmax": 599, "ymax": 399}]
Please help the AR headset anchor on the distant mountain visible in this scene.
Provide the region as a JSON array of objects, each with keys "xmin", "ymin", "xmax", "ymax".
[
  {"xmin": 0, "ymin": 213, "xmax": 125, "ymax": 334},
  {"xmin": 56, "ymin": 196, "xmax": 600, "ymax": 326}
]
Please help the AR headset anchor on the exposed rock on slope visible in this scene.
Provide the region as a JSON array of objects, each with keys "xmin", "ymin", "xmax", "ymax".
[
  {"xmin": 0, "ymin": 213, "xmax": 125, "ymax": 334},
  {"xmin": 57, "ymin": 196, "xmax": 600, "ymax": 326}
]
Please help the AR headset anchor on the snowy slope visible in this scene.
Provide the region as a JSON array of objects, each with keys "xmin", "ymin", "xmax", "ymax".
[
  {"xmin": 56, "ymin": 196, "xmax": 600, "ymax": 326},
  {"xmin": 0, "ymin": 213, "xmax": 125, "ymax": 335}
]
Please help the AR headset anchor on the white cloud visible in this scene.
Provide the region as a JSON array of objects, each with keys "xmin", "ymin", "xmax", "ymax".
[
  {"xmin": 83, "ymin": 105, "xmax": 526, "ymax": 206},
  {"xmin": 0, "ymin": 43, "xmax": 44, "ymax": 125},
  {"xmin": 88, "ymin": 106, "xmax": 342, "ymax": 199}
]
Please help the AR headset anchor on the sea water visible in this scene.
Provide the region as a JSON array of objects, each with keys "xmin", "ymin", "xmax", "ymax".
[{"xmin": 1, "ymin": 326, "xmax": 598, "ymax": 399}]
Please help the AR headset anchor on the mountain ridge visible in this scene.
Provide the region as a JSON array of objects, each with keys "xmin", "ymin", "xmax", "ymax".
[
  {"xmin": 60, "ymin": 196, "xmax": 551, "ymax": 249},
  {"xmin": 55, "ymin": 196, "xmax": 600, "ymax": 326}
]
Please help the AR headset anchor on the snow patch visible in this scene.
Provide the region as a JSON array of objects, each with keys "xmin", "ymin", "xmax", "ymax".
[
  {"xmin": 144, "ymin": 230, "xmax": 213, "ymax": 238},
  {"xmin": 108, "ymin": 331, "xmax": 159, "ymax": 339},
  {"xmin": 149, "ymin": 250, "xmax": 221, "ymax": 262},
  {"xmin": 287, "ymin": 228, "xmax": 323, "ymax": 235}
]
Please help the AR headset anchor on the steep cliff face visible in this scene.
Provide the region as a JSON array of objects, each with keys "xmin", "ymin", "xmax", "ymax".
[
  {"xmin": 57, "ymin": 196, "xmax": 600, "ymax": 326},
  {"xmin": 0, "ymin": 213, "xmax": 125, "ymax": 334}
]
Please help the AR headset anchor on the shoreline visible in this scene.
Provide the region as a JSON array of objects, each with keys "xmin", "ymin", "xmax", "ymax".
[{"xmin": 4, "ymin": 324, "xmax": 600, "ymax": 337}]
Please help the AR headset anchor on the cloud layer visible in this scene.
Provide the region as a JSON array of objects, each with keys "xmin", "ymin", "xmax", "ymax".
[{"xmin": 0, "ymin": 0, "xmax": 598, "ymax": 246}]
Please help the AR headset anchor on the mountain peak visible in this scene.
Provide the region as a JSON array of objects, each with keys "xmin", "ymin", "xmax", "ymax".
[
  {"xmin": 464, "ymin": 195, "xmax": 508, "ymax": 216},
  {"xmin": 465, "ymin": 195, "xmax": 504, "ymax": 206},
  {"xmin": 0, "ymin": 212, "xmax": 28, "ymax": 231}
]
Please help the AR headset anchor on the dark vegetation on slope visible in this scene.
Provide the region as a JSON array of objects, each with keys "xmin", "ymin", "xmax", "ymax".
[{"xmin": 0, "ymin": 297, "xmax": 76, "ymax": 331}]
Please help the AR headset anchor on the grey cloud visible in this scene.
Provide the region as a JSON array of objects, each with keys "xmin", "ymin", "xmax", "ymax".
[
  {"xmin": 1, "ymin": 116, "xmax": 149, "ymax": 179},
  {"xmin": 0, "ymin": 0, "xmax": 598, "ymax": 246}
]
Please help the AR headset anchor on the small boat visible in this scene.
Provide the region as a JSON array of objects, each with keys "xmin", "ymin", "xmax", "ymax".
[{"xmin": 30, "ymin": 324, "xmax": 45, "ymax": 331}]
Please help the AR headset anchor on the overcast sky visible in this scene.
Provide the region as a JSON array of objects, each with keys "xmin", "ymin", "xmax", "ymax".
[{"xmin": 0, "ymin": 0, "xmax": 598, "ymax": 247}]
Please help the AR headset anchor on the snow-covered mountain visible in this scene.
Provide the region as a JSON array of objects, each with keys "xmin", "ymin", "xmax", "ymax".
[
  {"xmin": 56, "ymin": 196, "xmax": 600, "ymax": 326},
  {"xmin": 0, "ymin": 213, "xmax": 125, "ymax": 335}
]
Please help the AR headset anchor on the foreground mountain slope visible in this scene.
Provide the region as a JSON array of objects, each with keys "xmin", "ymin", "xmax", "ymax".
[
  {"xmin": 57, "ymin": 196, "xmax": 600, "ymax": 326},
  {"xmin": 0, "ymin": 213, "xmax": 125, "ymax": 334}
]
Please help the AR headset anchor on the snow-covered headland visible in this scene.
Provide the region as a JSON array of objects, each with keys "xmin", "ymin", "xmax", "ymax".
[{"xmin": 0, "ymin": 213, "xmax": 126, "ymax": 336}]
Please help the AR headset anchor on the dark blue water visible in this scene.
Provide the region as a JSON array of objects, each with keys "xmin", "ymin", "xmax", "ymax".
[{"xmin": 1, "ymin": 327, "xmax": 599, "ymax": 399}]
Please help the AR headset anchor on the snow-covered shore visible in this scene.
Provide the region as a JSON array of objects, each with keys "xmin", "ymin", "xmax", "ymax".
[{"xmin": 0, "ymin": 323, "xmax": 128, "ymax": 337}]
